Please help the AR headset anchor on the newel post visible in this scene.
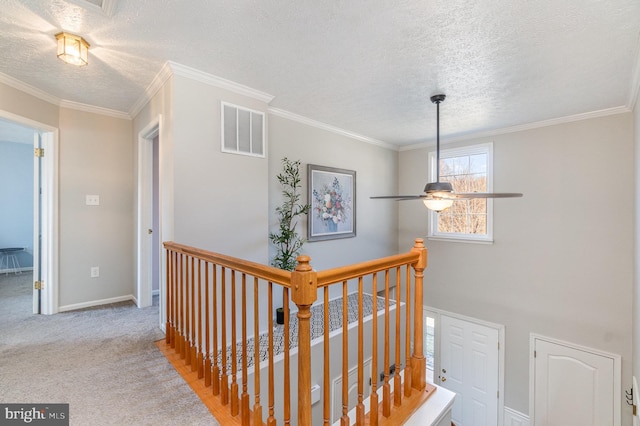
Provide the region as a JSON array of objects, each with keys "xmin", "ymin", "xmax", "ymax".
[
  {"xmin": 410, "ymin": 238, "xmax": 428, "ymax": 391},
  {"xmin": 291, "ymin": 255, "xmax": 318, "ymax": 426}
]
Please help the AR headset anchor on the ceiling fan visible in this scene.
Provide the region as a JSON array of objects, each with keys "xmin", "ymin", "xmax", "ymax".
[{"xmin": 371, "ymin": 94, "xmax": 523, "ymax": 212}]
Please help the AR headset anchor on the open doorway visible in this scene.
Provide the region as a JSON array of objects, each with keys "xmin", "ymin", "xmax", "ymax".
[
  {"xmin": 136, "ymin": 116, "xmax": 162, "ymax": 321},
  {"xmin": 0, "ymin": 111, "xmax": 58, "ymax": 314}
]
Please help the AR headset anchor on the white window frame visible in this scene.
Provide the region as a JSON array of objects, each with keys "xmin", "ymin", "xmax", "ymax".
[
  {"xmin": 220, "ymin": 101, "xmax": 266, "ymax": 158},
  {"xmin": 427, "ymin": 142, "xmax": 494, "ymax": 243}
]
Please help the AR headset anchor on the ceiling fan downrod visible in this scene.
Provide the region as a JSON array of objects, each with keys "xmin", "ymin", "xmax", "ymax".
[{"xmin": 424, "ymin": 94, "xmax": 453, "ymax": 194}]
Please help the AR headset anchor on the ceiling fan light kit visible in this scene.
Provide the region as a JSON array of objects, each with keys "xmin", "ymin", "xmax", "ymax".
[{"xmin": 371, "ymin": 93, "xmax": 523, "ymax": 211}]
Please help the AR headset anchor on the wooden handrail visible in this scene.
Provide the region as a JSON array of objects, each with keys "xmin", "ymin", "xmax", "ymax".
[
  {"xmin": 316, "ymin": 251, "xmax": 420, "ymax": 287},
  {"xmin": 164, "ymin": 241, "xmax": 292, "ymax": 287},
  {"xmin": 161, "ymin": 238, "xmax": 429, "ymax": 426}
]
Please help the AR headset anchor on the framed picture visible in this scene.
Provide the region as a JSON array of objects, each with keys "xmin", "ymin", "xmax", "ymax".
[{"xmin": 308, "ymin": 164, "xmax": 356, "ymax": 241}]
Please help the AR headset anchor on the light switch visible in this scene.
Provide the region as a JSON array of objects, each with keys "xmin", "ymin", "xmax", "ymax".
[{"xmin": 86, "ymin": 195, "xmax": 100, "ymax": 206}]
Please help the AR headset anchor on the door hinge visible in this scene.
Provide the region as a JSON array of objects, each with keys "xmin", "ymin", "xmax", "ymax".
[
  {"xmin": 497, "ymin": 390, "xmax": 499, "ymax": 398},
  {"xmin": 34, "ymin": 148, "xmax": 44, "ymax": 157},
  {"xmin": 498, "ymin": 341, "xmax": 500, "ymax": 350},
  {"xmin": 534, "ymin": 350, "xmax": 537, "ymax": 358},
  {"xmin": 34, "ymin": 280, "xmax": 44, "ymax": 290},
  {"xmin": 633, "ymin": 404, "xmax": 637, "ymax": 416}
]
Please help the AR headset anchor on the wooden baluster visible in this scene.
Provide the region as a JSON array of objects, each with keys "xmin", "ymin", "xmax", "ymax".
[
  {"xmin": 179, "ymin": 253, "xmax": 186, "ymax": 359},
  {"xmin": 356, "ymin": 277, "xmax": 365, "ymax": 423},
  {"xmin": 410, "ymin": 239, "xmax": 427, "ymax": 391},
  {"xmin": 190, "ymin": 256, "xmax": 197, "ymax": 369},
  {"xmin": 166, "ymin": 248, "xmax": 171, "ymax": 344},
  {"xmin": 404, "ymin": 264, "xmax": 413, "ymax": 397},
  {"xmin": 253, "ymin": 276, "xmax": 263, "ymax": 426},
  {"xmin": 184, "ymin": 255, "xmax": 191, "ymax": 365},
  {"xmin": 267, "ymin": 282, "xmax": 276, "ymax": 426},
  {"xmin": 221, "ymin": 267, "xmax": 229, "ymax": 405},
  {"xmin": 323, "ymin": 287, "xmax": 330, "ymax": 426},
  {"xmin": 370, "ymin": 273, "xmax": 379, "ymax": 426},
  {"xmin": 394, "ymin": 267, "xmax": 402, "ymax": 407},
  {"xmin": 170, "ymin": 251, "xmax": 177, "ymax": 348},
  {"xmin": 231, "ymin": 271, "xmax": 239, "ymax": 416},
  {"xmin": 212, "ymin": 265, "xmax": 220, "ymax": 396},
  {"xmin": 341, "ymin": 280, "xmax": 349, "ymax": 426},
  {"xmin": 241, "ymin": 274, "xmax": 250, "ymax": 425},
  {"xmin": 383, "ymin": 269, "xmax": 391, "ymax": 417},
  {"xmin": 205, "ymin": 261, "xmax": 212, "ymax": 387},
  {"xmin": 197, "ymin": 259, "xmax": 204, "ymax": 378},
  {"xmin": 283, "ymin": 286, "xmax": 291, "ymax": 425},
  {"xmin": 291, "ymin": 256, "xmax": 317, "ymax": 426}
]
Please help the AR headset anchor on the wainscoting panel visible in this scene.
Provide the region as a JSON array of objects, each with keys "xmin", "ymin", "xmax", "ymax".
[{"xmin": 504, "ymin": 406, "xmax": 530, "ymax": 426}]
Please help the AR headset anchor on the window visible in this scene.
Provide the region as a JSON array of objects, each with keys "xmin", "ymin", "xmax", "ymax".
[
  {"xmin": 221, "ymin": 102, "xmax": 265, "ymax": 157},
  {"xmin": 428, "ymin": 143, "xmax": 493, "ymax": 242}
]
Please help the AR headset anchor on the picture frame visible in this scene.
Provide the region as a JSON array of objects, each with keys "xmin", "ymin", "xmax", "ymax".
[{"xmin": 308, "ymin": 164, "xmax": 356, "ymax": 241}]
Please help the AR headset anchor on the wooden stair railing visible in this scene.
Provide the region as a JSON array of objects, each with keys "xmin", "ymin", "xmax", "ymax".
[{"xmin": 161, "ymin": 238, "xmax": 429, "ymax": 426}]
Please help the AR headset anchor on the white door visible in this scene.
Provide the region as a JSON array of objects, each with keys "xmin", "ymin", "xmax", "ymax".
[
  {"xmin": 532, "ymin": 336, "xmax": 620, "ymax": 426},
  {"xmin": 440, "ymin": 314, "xmax": 499, "ymax": 426}
]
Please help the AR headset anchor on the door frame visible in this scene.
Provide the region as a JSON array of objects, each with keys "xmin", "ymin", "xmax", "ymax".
[
  {"xmin": 529, "ymin": 333, "xmax": 622, "ymax": 426},
  {"xmin": 425, "ymin": 306, "xmax": 505, "ymax": 425},
  {"xmin": 0, "ymin": 109, "xmax": 59, "ymax": 315},
  {"xmin": 136, "ymin": 116, "xmax": 162, "ymax": 310}
]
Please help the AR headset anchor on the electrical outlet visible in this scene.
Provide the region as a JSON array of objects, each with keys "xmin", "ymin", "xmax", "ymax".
[
  {"xmin": 90, "ymin": 266, "xmax": 99, "ymax": 278},
  {"xmin": 86, "ymin": 195, "xmax": 100, "ymax": 206}
]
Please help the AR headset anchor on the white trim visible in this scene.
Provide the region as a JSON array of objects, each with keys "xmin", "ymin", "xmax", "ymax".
[
  {"xmin": 0, "ymin": 110, "xmax": 59, "ymax": 315},
  {"xmin": 136, "ymin": 116, "xmax": 162, "ymax": 309},
  {"xmin": 168, "ymin": 61, "xmax": 275, "ymax": 103},
  {"xmin": 427, "ymin": 142, "xmax": 494, "ymax": 243},
  {"xmin": 400, "ymin": 106, "xmax": 631, "ymax": 152},
  {"xmin": 425, "ymin": 306, "xmax": 505, "ymax": 426},
  {"xmin": 58, "ymin": 294, "xmax": 135, "ymax": 312},
  {"xmin": 59, "ymin": 99, "xmax": 130, "ymax": 120},
  {"xmin": 504, "ymin": 407, "xmax": 529, "ymax": 426},
  {"xmin": 65, "ymin": 0, "xmax": 117, "ymax": 16},
  {"xmin": 268, "ymin": 107, "xmax": 396, "ymax": 150},
  {"xmin": 0, "ymin": 71, "xmax": 131, "ymax": 120},
  {"xmin": 529, "ymin": 333, "xmax": 622, "ymax": 426},
  {"xmin": 0, "ymin": 71, "xmax": 60, "ymax": 106},
  {"xmin": 129, "ymin": 62, "xmax": 174, "ymax": 118}
]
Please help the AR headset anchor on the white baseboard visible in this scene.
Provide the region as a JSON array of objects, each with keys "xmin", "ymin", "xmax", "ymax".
[
  {"xmin": 504, "ymin": 407, "xmax": 529, "ymax": 426},
  {"xmin": 58, "ymin": 294, "xmax": 135, "ymax": 312}
]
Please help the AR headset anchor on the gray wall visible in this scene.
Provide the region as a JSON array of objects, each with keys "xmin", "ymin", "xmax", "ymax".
[
  {"xmin": 399, "ymin": 112, "xmax": 634, "ymax": 420},
  {"xmin": 0, "ymin": 140, "xmax": 33, "ymax": 269},
  {"xmin": 268, "ymin": 113, "xmax": 399, "ymax": 302},
  {"xmin": 58, "ymin": 108, "xmax": 134, "ymax": 307}
]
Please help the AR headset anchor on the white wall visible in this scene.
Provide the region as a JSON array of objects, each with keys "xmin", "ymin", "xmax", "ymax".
[
  {"xmin": 399, "ymin": 113, "xmax": 634, "ymax": 422},
  {"xmin": 634, "ymin": 93, "xmax": 640, "ymax": 409}
]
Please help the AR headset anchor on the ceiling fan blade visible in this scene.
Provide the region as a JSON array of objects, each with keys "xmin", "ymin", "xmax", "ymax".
[
  {"xmin": 370, "ymin": 195, "xmax": 427, "ymax": 200},
  {"xmin": 446, "ymin": 192, "xmax": 524, "ymax": 199}
]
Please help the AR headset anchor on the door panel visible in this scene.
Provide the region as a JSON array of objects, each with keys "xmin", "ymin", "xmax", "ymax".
[
  {"xmin": 533, "ymin": 338, "xmax": 616, "ymax": 426},
  {"xmin": 440, "ymin": 315, "xmax": 499, "ymax": 426}
]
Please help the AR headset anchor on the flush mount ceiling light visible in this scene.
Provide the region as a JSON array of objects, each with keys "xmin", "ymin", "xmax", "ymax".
[{"xmin": 55, "ymin": 32, "xmax": 89, "ymax": 66}]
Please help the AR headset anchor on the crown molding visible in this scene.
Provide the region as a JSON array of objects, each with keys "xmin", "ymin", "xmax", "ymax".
[
  {"xmin": 128, "ymin": 61, "xmax": 173, "ymax": 118},
  {"xmin": 0, "ymin": 71, "xmax": 61, "ymax": 106},
  {"xmin": 168, "ymin": 61, "xmax": 275, "ymax": 104},
  {"xmin": 399, "ymin": 105, "xmax": 631, "ymax": 151},
  {"xmin": 60, "ymin": 99, "xmax": 130, "ymax": 120},
  {"xmin": 268, "ymin": 107, "xmax": 397, "ymax": 150}
]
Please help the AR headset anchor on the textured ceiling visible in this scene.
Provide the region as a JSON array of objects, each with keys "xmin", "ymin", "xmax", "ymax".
[{"xmin": 0, "ymin": 0, "xmax": 639, "ymax": 146}]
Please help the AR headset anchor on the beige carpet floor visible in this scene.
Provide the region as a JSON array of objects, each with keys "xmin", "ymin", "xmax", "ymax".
[{"xmin": 0, "ymin": 272, "xmax": 219, "ymax": 425}]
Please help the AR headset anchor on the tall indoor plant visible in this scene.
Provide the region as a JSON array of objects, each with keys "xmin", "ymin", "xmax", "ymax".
[{"xmin": 269, "ymin": 157, "xmax": 311, "ymax": 272}]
